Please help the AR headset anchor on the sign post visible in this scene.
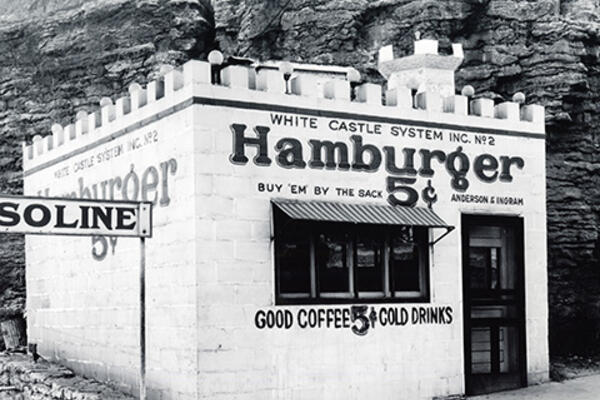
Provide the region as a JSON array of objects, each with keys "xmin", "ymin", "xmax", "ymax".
[
  {"xmin": 0, "ymin": 195, "xmax": 152, "ymax": 400},
  {"xmin": 139, "ymin": 236, "xmax": 146, "ymax": 400}
]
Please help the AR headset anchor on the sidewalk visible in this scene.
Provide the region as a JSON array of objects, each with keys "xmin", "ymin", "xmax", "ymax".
[{"xmin": 470, "ymin": 374, "xmax": 600, "ymax": 399}]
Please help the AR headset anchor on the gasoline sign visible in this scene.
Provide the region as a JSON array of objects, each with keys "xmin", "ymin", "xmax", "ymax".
[{"xmin": 0, "ymin": 195, "xmax": 152, "ymax": 237}]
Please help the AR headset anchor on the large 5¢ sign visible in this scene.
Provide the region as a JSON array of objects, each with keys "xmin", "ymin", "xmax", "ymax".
[{"xmin": 0, "ymin": 195, "xmax": 152, "ymax": 238}]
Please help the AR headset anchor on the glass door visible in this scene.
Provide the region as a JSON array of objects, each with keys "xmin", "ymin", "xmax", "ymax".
[{"xmin": 462, "ymin": 215, "xmax": 526, "ymax": 395}]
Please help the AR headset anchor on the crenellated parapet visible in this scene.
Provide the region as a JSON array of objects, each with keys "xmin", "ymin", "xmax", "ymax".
[{"xmin": 22, "ymin": 38, "xmax": 545, "ymax": 171}]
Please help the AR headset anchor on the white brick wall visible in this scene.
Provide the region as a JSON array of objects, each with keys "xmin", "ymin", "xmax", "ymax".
[
  {"xmin": 24, "ymin": 68, "xmax": 548, "ymax": 399},
  {"xmin": 187, "ymin": 90, "xmax": 547, "ymax": 399},
  {"xmin": 25, "ymin": 106, "xmax": 199, "ymax": 399}
]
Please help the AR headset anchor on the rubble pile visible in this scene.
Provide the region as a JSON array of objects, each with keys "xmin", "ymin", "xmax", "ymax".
[{"xmin": 0, "ymin": 353, "xmax": 133, "ymax": 400}]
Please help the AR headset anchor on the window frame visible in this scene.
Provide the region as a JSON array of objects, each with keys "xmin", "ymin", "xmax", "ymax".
[{"xmin": 274, "ymin": 209, "xmax": 431, "ymax": 305}]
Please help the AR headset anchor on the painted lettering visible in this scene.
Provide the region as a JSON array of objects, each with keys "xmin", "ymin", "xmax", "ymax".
[
  {"xmin": 228, "ymin": 124, "xmax": 526, "ymax": 207},
  {"xmin": 308, "ymin": 140, "xmax": 350, "ymax": 170},
  {"xmin": 0, "ymin": 202, "xmax": 19, "ymax": 226},
  {"xmin": 230, "ymin": 124, "xmax": 272, "ymax": 165}
]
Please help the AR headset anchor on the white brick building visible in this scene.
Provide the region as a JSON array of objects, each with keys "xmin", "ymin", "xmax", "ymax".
[{"xmin": 23, "ymin": 39, "xmax": 547, "ymax": 399}]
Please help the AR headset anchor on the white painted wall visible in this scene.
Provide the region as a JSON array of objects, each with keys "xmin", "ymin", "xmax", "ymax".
[
  {"xmin": 23, "ymin": 58, "xmax": 548, "ymax": 400},
  {"xmin": 190, "ymin": 86, "xmax": 547, "ymax": 399},
  {"xmin": 25, "ymin": 93, "xmax": 198, "ymax": 399}
]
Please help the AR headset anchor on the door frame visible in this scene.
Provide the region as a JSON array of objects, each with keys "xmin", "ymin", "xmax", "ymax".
[{"xmin": 461, "ymin": 214, "xmax": 527, "ymax": 395}]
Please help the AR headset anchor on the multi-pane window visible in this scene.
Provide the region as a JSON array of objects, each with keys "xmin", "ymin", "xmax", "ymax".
[{"xmin": 274, "ymin": 208, "xmax": 430, "ymax": 304}]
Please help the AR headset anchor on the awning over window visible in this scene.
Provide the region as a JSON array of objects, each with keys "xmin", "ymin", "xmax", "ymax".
[{"xmin": 272, "ymin": 198, "xmax": 452, "ymax": 229}]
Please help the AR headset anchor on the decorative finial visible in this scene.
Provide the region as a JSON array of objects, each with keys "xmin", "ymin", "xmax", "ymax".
[
  {"xmin": 51, "ymin": 124, "xmax": 63, "ymax": 135},
  {"xmin": 512, "ymin": 92, "xmax": 526, "ymax": 104},
  {"xmin": 461, "ymin": 85, "xmax": 475, "ymax": 97},
  {"xmin": 346, "ymin": 68, "xmax": 361, "ymax": 83},
  {"xmin": 208, "ymin": 50, "xmax": 225, "ymax": 85},
  {"xmin": 208, "ymin": 50, "xmax": 224, "ymax": 66},
  {"xmin": 278, "ymin": 61, "xmax": 294, "ymax": 78},
  {"xmin": 99, "ymin": 97, "xmax": 113, "ymax": 107},
  {"xmin": 128, "ymin": 83, "xmax": 142, "ymax": 94}
]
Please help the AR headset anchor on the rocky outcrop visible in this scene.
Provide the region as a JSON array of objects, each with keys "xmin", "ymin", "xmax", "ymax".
[
  {"xmin": 0, "ymin": 0, "xmax": 214, "ymax": 325},
  {"xmin": 2, "ymin": 0, "xmax": 600, "ymax": 355},
  {"xmin": 212, "ymin": 0, "xmax": 600, "ymax": 356},
  {"xmin": 0, "ymin": 352, "xmax": 133, "ymax": 399}
]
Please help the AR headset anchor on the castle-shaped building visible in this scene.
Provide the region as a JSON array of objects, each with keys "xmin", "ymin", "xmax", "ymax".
[{"xmin": 23, "ymin": 38, "xmax": 547, "ymax": 399}]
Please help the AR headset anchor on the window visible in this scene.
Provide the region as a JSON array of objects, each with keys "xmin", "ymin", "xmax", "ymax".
[
  {"xmin": 469, "ymin": 247, "xmax": 500, "ymax": 290},
  {"xmin": 274, "ymin": 207, "xmax": 430, "ymax": 304}
]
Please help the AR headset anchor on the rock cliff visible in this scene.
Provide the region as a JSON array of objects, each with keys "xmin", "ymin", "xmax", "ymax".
[
  {"xmin": 213, "ymin": 0, "xmax": 600, "ymax": 354},
  {"xmin": 0, "ymin": 0, "xmax": 214, "ymax": 319},
  {"xmin": 2, "ymin": 0, "xmax": 600, "ymax": 355}
]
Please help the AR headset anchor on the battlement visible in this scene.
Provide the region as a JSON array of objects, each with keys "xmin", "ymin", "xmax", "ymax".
[{"xmin": 22, "ymin": 39, "xmax": 545, "ymax": 171}]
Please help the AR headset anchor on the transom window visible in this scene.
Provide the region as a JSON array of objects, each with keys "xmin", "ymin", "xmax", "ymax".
[{"xmin": 274, "ymin": 207, "xmax": 430, "ymax": 305}]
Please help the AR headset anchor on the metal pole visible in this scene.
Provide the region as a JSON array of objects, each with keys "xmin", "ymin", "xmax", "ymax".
[{"xmin": 139, "ymin": 237, "xmax": 146, "ymax": 400}]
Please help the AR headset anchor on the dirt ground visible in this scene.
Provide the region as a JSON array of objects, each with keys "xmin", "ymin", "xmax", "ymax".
[
  {"xmin": 550, "ymin": 355, "xmax": 600, "ymax": 381},
  {"xmin": 469, "ymin": 356, "xmax": 600, "ymax": 400}
]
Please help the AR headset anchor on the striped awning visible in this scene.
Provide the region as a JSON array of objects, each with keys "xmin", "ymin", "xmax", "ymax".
[{"xmin": 272, "ymin": 198, "xmax": 452, "ymax": 228}]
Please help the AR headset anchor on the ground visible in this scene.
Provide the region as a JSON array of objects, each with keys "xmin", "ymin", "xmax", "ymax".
[
  {"xmin": 470, "ymin": 374, "xmax": 600, "ymax": 399},
  {"xmin": 550, "ymin": 355, "xmax": 600, "ymax": 381},
  {"xmin": 469, "ymin": 356, "xmax": 600, "ymax": 399}
]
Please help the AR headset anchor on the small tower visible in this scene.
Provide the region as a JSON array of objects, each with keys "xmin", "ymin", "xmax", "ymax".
[{"xmin": 378, "ymin": 38, "xmax": 464, "ymax": 98}]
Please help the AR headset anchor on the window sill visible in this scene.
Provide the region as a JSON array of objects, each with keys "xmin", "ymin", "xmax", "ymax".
[{"xmin": 276, "ymin": 296, "xmax": 430, "ymax": 306}]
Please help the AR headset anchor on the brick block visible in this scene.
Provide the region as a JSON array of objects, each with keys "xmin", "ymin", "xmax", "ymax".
[
  {"xmin": 196, "ymin": 283, "xmax": 230, "ymax": 305},
  {"xmin": 213, "ymin": 176, "xmax": 252, "ymax": 197},
  {"xmin": 232, "ymin": 283, "xmax": 272, "ymax": 305},
  {"xmin": 234, "ymin": 241, "xmax": 271, "ymax": 262},
  {"xmin": 196, "ymin": 195, "xmax": 235, "ymax": 217},
  {"xmin": 216, "ymin": 261, "xmax": 256, "ymax": 284},
  {"xmin": 216, "ymin": 220, "xmax": 252, "ymax": 240},
  {"xmin": 234, "ymin": 198, "xmax": 271, "ymax": 220},
  {"xmin": 220, "ymin": 66, "xmax": 250, "ymax": 88},
  {"xmin": 256, "ymin": 69, "xmax": 286, "ymax": 93},
  {"xmin": 194, "ymin": 174, "xmax": 213, "ymax": 196},
  {"xmin": 197, "ymin": 241, "xmax": 234, "ymax": 262},
  {"xmin": 182, "ymin": 60, "xmax": 211, "ymax": 84},
  {"xmin": 196, "ymin": 261, "xmax": 217, "ymax": 283},
  {"xmin": 250, "ymin": 221, "xmax": 271, "ymax": 240}
]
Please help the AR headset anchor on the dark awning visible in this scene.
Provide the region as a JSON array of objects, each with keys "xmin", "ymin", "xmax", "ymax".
[{"xmin": 272, "ymin": 198, "xmax": 452, "ymax": 229}]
